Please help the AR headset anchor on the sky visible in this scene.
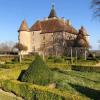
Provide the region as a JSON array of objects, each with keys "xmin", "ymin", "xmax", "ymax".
[{"xmin": 0, "ymin": 0, "xmax": 100, "ymax": 50}]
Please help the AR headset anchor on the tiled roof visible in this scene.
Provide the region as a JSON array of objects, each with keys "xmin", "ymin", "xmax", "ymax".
[
  {"xmin": 18, "ymin": 20, "xmax": 29, "ymax": 32},
  {"xmin": 30, "ymin": 18, "xmax": 77, "ymax": 34},
  {"xmin": 30, "ymin": 21, "xmax": 41, "ymax": 31}
]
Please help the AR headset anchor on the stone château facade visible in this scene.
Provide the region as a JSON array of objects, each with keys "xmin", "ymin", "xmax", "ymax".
[{"xmin": 18, "ymin": 5, "xmax": 89, "ymax": 56}]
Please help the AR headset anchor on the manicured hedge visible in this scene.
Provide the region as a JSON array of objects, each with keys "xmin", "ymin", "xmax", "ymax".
[
  {"xmin": 20, "ymin": 55, "xmax": 53, "ymax": 85},
  {"xmin": 47, "ymin": 56, "xmax": 69, "ymax": 64},
  {"xmin": 0, "ymin": 64, "xmax": 29, "ymax": 80},
  {"xmin": 71, "ymin": 65, "xmax": 100, "ymax": 72},
  {"xmin": 0, "ymin": 80, "xmax": 88, "ymax": 100},
  {"xmin": 48, "ymin": 63, "xmax": 71, "ymax": 71}
]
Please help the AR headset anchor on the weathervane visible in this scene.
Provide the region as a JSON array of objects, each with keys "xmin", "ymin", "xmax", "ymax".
[{"xmin": 51, "ymin": 0, "xmax": 55, "ymax": 8}]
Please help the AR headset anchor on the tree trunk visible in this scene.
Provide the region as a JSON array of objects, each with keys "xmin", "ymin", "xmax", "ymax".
[
  {"xmin": 19, "ymin": 51, "xmax": 22, "ymax": 63},
  {"xmin": 56, "ymin": 49, "xmax": 57, "ymax": 56},
  {"xmin": 75, "ymin": 48, "xmax": 77, "ymax": 64},
  {"xmin": 85, "ymin": 48, "xmax": 87, "ymax": 60},
  {"xmin": 71, "ymin": 47, "xmax": 73, "ymax": 64},
  {"xmin": 43, "ymin": 52, "xmax": 45, "ymax": 61}
]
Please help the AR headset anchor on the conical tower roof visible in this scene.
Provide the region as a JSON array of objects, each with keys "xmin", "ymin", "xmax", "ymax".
[
  {"xmin": 48, "ymin": 5, "xmax": 57, "ymax": 18},
  {"xmin": 73, "ymin": 27, "xmax": 89, "ymax": 48},
  {"xmin": 79, "ymin": 26, "xmax": 89, "ymax": 36},
  {"xmin": 18, "ymin": 20, "xmax": 29, "ymax": 32}
]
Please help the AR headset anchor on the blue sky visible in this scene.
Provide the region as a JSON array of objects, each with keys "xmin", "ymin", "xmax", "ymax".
[{"xmin": 0, "ymin": 0, "xmax": 100, "ymax": 50}]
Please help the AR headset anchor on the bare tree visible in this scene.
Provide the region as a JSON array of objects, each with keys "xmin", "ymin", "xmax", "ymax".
[
  {"xmin": 14, "ymin": 43, "xmax": 27, "ymax": 63},
  {"xmin": 38, "ymin": 41, "xmax": 54, "ymax": 60},
  {"xmin": 0, "ymin": 41, "xmax": 16, "ymax": 53},
  {"xmin": 91, "ymin": 0, "xmax": 100, "ymax": 18}
]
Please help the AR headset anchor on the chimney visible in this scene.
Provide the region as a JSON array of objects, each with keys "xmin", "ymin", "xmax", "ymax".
[
  {"xmin": 44, "ymin": 17, "xmax": 48, "ymax": 20},
  {"xmin": 61, "ymin": 17, "xmax": 65, "ymax": 20},
  {"xmin": 67, "ymin": 20, "xmax": 71, "ymax": 26}
]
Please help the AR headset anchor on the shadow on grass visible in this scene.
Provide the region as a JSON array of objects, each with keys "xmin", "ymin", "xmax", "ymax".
[
  {"xmin": 17, "ymin": 70, "xmax": 26, "ymax": 81},
  {"xmin": 51, "ymin": 68, "xmax": 100, "ymax": 83},
  {"xmin": 66, "ymin": 72, "xmax": 100, "ymax": 83},
  {"xmin": 69, "ymin": 83, "xmax": 100, "ymax": 100}
]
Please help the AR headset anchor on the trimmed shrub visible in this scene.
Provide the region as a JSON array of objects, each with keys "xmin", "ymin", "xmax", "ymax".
[
  {"xmin": 47, "ymin": 56, "xmax": 65, "ymax": 63},
  {"xmin": 20, "ymin": 55, "xmax": 53, "ymax": 85},
  {"xmin": 0, "ymin": 80, "xmax": 87, "ymax": 100},
  {"xmin": 48, "ymin": 56, "xmax": 54, "ymax": 60},
  {"xmin": 61, "ymin": 56, "xmax": 68, "ymax": 61},
  {"xmin": 0, "ymin": 56, "xmax": 15, "ymax": 62},
  {"xmin": 53, "ymin": 57, "xmax": 64, "ymax": 63},
  {"xmin": 71, "ymin": 65, "xmax": 100, "ymax": 72},
  {"xmin": 11, "ymin": 57, "xmax": 19, "ymax": 63},
  {"xmin": 48, "ymin": 63, "xmax": 71, "ymax": 71}
]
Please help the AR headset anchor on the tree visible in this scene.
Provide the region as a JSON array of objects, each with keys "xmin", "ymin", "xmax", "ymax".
[
  {"xmin": 73, "ymin": 27, "xmax": 90, "ymax": 60},
  {"xmin": 38, "ymin": 41, "xmax": 54, "ymax": 60},
  {"xmin": 91, "ymin": 0, "xmax": 100, "ymax": 18},
  {"xmin": 14, "ymin": 43, "xmax": 27, "ymax": 62},
  {"xmin": 0, "ymin": 41, "xmax": 15, "ymax": 52}
]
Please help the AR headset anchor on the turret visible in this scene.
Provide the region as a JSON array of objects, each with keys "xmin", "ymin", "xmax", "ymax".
[
  {"xmin": 18, "ymin": 20, "xmax": 32, "ymax": 54},
  {"xmin": 48, "ymin": 4, "xmax": 58, "ymax": 18},
  {"xmin": 74, "ymin": 26, "xmax": 89, "ymax": 48},
  {"xmin": 18, "ymin": 20, "xmax": 29, "ymax": 32}
]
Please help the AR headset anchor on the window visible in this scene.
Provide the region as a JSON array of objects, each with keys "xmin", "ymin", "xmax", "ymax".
[
  {"xmin": 32, "ymin": 46, "xmax": 35, "ymax": 51},
  {"xmin": 43, "ymin": 36, "xmax": 45, "ymax": 40},
  {"xmin": 33, "ymin": 32, "xmax": 34, "ymax": 35}
]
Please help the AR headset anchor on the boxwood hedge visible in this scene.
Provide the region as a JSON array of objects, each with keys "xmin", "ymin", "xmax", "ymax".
[
  {"xmin": 0, "ymin": 80, "xmax": 89, "ymax": 100},
  {"xmin": 71, "ymin": 65, "xmax": 100, "ymax": 72},
  {"xmin": 20, "ymin": 55, "xmax": 53, "ymax": 85}
]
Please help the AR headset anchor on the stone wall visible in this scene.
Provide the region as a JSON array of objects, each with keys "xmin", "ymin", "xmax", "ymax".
[{"xmin": 18, "ymin": 31, "xmax": 32, "ymax": 54}]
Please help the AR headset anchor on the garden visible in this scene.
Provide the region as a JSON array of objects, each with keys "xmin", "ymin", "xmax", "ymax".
[{"xmin": 0, "ymin": 55, "xmax": 100, "ymax": 100}]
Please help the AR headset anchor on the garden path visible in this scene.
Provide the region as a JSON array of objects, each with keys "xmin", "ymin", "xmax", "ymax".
[
  {"xmin": 94, "ymin": 61, "xmax": 100, "ymax": 66},
  {"xmin": 0, "ymin": 88, "xmax": 24, "ymax": 100}
]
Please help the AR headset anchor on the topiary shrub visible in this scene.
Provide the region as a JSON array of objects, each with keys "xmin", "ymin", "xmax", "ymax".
[
  {"xmin": 20, "ymin": 55, "xmax": 53, "ymax": 85},
  {"xmin": 71, "ymin": 65, "xmax": 100, "ymax": 72},
  {"xmin": 53, "ymin": 57, "xmax": 64, "ymax": 63}
]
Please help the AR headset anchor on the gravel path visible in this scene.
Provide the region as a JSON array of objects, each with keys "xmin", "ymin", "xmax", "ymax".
[
  {"xmin": 0, "ymin": 89, "xmax": 24, "ymax": 100},
  {"xmin": 94, "ymin": 61, "xmax": 100, "ymax": 66}
]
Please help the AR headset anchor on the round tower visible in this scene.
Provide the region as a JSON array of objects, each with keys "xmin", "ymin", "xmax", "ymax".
[{"xmin": 18, "ymin": 20, "xmax": 32, "ymax": 54}]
